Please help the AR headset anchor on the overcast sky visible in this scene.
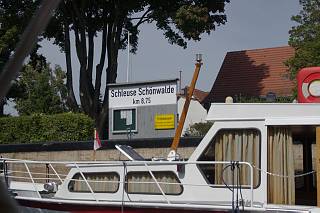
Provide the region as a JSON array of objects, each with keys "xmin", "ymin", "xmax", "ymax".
[{"xmin": 41, "ymin": 1, "xmax": 301, "ymax": 93}]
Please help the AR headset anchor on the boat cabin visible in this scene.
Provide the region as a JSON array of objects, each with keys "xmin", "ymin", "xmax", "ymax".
[{"xmin": 191, "ymin": 103, "xmax": 320, "ymax": 209}]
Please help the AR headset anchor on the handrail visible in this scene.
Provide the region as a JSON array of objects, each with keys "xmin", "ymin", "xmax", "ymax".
[
  {"xmin": 3, "ymin": 158, "xmax": 254, "ymax": 208},
  {"xmin": 0, "ymin": 157, "xmax": 255, "ymax": 166}
]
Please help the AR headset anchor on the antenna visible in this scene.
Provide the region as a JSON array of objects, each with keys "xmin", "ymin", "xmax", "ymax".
[
  {"xmin": 179, "ymin": 70, "xmax": 182, "ymax": 93},
  {"xmin": 126, "ymin": 31, "xmax": 131, "ymax": 82}
]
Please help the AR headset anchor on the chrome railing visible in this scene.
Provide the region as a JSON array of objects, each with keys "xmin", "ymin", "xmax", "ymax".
[{"xmin": 0, "ymin": 158, "xmax": 254, "ymax": 208}]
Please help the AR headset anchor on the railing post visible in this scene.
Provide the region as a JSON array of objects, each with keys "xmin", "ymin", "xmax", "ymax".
[
  {"xmin": 2, "ymin": 159, "xmax": 8, "ymax": 187},
  {"xmin": 144, "ymin": 162, "xmax": 171, "ymax": 204},
  {"xmin": 121, "ymin": 161, "xmax": 127, "ymax": 212},
  {"xmin": 48, "ymin": 163, "xmax": 63, "ymax": 184},
  {"xmin": 248, "ymin": 162, "xmax": 253, "ymax": 207},
  {"xmin": 74, "ymin": 163, "xmax": 98, "ymax": 202},
  {"xmin": 24, "ymin": 162, "xmax": 41, "ymax": 198}
]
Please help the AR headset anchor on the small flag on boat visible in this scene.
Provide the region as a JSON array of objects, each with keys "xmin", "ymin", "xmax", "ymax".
[{"xmin": 94, "ymin": 129, "xmax": 102, "ymax": 150}]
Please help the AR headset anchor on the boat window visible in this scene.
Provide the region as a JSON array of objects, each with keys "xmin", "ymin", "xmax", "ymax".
[
  {"xmin": 68, "ymin": 172, "xmax": 119, "ymax": 193},
  {"xmin": 267, "ymin": 125, "xmax": 316, "ymax": 206},
  {"xmin": 198, "ymin": 128, "xmax": 260, "ymax": 188},
  {"xmin": 126, "ymin": 171, "xmax": 182, "ymax": 195}
]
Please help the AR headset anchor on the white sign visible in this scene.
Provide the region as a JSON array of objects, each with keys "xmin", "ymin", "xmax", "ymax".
[{"xmin": 109, "ymin": 82, "xmax": 177, "ymax": 108}]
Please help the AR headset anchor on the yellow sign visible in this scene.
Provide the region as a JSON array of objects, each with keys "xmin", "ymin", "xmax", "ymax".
[{"xmin": 154, "ymin": 114, "xmax": 175, "ymax": 130}]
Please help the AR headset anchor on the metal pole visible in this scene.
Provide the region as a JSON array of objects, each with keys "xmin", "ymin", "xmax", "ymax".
[
  {"xmin": 179, "ymin": 70, "xmax": 182, "ymax": 93},
  {"xmin": 144, "ymin": 163, "xmax": 171, "ymax": 204},
  {"xmin": 24, "ymin": 162, "xmax": 41, "ymax": 198},
  {"xmin": 126, "ymin": 32, "xmax": 130, "ymax": 82},
  {"xmin": 74, "ymin": 163, "xmax": 98, "ymax": 202}
]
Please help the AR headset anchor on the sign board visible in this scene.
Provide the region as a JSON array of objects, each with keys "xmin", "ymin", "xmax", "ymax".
[
  {"xmin": 154, "ymin": 114, "xmax": 175, "ymax": 130},
  {"xmin": 109, "ymin": 81, "xmax": 177, "ymax": 108}
]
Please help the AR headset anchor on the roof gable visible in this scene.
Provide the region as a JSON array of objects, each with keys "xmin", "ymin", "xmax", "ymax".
[{"xmin": 204, "ymin": 46, "xmax": 295, "ymax": 104}]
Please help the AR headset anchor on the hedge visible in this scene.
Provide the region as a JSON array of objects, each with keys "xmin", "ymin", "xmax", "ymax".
[{"xmin": 0, "ymin": 113, "xmax": 94, "ymax": 144}]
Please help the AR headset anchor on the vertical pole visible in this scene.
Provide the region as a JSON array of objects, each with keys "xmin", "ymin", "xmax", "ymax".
[
  {"xmin": 316, "ymin": 127, "xmax": 320, "ymax": 206},
  {"xmin": 126, "ymin": 31, "xmax": 130, "ymax": 82},
  {"xmin": 93, "ymin": 128, "xmax": 96, "ymax": 161},
  {"xmin": 179, "ymin": 70, "xmax": 182, "ymax": 93}
]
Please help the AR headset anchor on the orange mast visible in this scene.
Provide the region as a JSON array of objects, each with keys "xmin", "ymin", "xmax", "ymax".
[{"xmin": 168, "ymin": 54, "xmax": 203, "ymax": 160}]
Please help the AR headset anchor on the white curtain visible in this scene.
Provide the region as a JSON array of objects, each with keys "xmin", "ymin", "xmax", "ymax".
[
  {"xmin": 72, "ymin": 173, "xmax": 119, "ymax": 192},
  {"xmin": 267, "ymin": 127, "xmax": 295, "ymax": 205},
  {"xmin": 214, "ymin": 129, "xmax": 260, "ymax": 187},
  {"xmin": 127, "ymin": 171, "xmax": 182, "ymax": 194}
]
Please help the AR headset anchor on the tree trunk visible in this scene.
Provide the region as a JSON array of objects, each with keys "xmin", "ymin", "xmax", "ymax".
[
  {"xmin": 64, "ymin": 20, "xmax": 78, "ymax": 111},
  {"xmin": 0, "ymin": 98, "xmax": 4, "ymax": 116},
  {"xmin": 95, "ymin": 17, "xmax": 123, "ymax": 139},
  {"xmin": 74, "ymin": 25, "xmax": 94, "ymax": 117},
  {"xmin": 96, "ymin": 105, "xmax": 109, "ymax": 139}
]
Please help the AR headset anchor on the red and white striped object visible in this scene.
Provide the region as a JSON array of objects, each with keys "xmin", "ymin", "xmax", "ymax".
[{"xmin": 93, "ymin": 129, "xmax": 102, "ymax": 150}]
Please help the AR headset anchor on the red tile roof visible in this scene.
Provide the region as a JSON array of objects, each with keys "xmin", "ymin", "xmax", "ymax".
[
  {"xmin": 178, "ymin": 87, "xmax": 209, "ymax": 103},
  {"xmin": 204, "ymin": 46, "xmax": 295, "ymax": 104},
  {"xmin": 193, "ymin": 88, "xmax": 209, "ymax": 103}
]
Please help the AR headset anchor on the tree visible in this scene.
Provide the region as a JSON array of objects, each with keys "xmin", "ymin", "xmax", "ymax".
[
  {"xmin": 184, "ymin": 121, "xmax": 213, "ymax": 137},
  {"xmin": 43, "ymin": 0, "xmax": 230, "ymax": 138},
  {"xmin": 15, "ymin": 58, "xmax": 68, "ymax": 115},
  {"xmin": 286, "ymin": 0, "xmax": 320, "ymax": 80},
  {"xmin": 0, "ymin": 0, "xmax": 40, "ymax": 115}
]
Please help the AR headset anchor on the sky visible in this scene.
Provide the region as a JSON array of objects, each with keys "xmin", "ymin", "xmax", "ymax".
[{"xmin": 5, "ymin": 0, "xmax": 302, "ymax": 114}]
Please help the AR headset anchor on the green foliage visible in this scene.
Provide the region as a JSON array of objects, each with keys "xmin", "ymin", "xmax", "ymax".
[
  {"xmin": 0, "ymin": 0, "xmax": 40, "ymax": 70},
  {"xmin": 286, "ymin": 0, "xmax": 320, "ymax": 79},
  {"xmin": 0, "ymin": 1, "xmax": 41, "ymax": 116},
  {"xmin": 1, "ymin": 0, "xmax": 230, "ymax": 135},
  {"xmin": 15, "ymin": 60, "xmax": 68, "ymax": 115},
  {"xmin": 184, "ymin": 122, "xmax": 213, "ymax": 137},
  {"xmin": 0, "ymin": 113, "xmax": 94, "ymax": 144},
  {"xmin": 235, "ymin": 95, "xmax": 295, "ymax": 103},
  {"xmin": 42, "ymin": 0, "xmax": 230, "ymax": 137}
]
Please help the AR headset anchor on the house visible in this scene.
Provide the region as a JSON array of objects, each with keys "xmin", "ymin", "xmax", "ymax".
[
  {"xmin": 178, "ymin": 87, "xmax": 208, "ymax": 136},
  {"xmin": 203, "ymin": 46, "xmax": 295, "ymax": 107}
]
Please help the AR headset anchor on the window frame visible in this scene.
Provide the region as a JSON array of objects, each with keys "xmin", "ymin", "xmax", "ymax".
[
  {"xmin": 112, "ymin": 107, "xmax": 138, "ymax": 134},
  {"xmin": 68, "ymin": 172, "xmax": 120, "ymax": 193},
  {"xmin": 125, "ymin": 171, "xmax": 183, "ymax": 195}
]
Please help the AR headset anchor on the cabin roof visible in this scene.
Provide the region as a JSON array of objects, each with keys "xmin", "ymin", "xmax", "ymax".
[{"xmin": 206, "ymin": 103, "xmax": 320, "ymax": 125}]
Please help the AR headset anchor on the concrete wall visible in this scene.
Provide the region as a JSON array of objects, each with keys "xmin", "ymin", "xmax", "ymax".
[
  {"xmin": 0, "ymin": 146, "xmax": 196, "ymax": 162},
  {"xmin": 0, "ymin": 147, "xmax": 195, "ymax": 182},
  {"xmin": 0, "ymin": 138, "xmax": 201, "ymax": 183}
]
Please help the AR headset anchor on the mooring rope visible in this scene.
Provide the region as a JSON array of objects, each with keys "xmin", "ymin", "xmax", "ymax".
[{"xmin": 252, "ymin": 165, "xmax": 316, "ymax": 178}]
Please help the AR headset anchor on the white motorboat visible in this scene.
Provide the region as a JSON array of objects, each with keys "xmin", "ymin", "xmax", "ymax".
[{"xmin": 2, "ymin": 103, "xmax": 320, "ymax": 213}]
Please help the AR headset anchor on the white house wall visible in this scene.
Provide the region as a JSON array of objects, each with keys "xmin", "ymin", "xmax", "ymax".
[{"xmin": 178, "ymin": 97, "xmax": 208, "ymax": 136}]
